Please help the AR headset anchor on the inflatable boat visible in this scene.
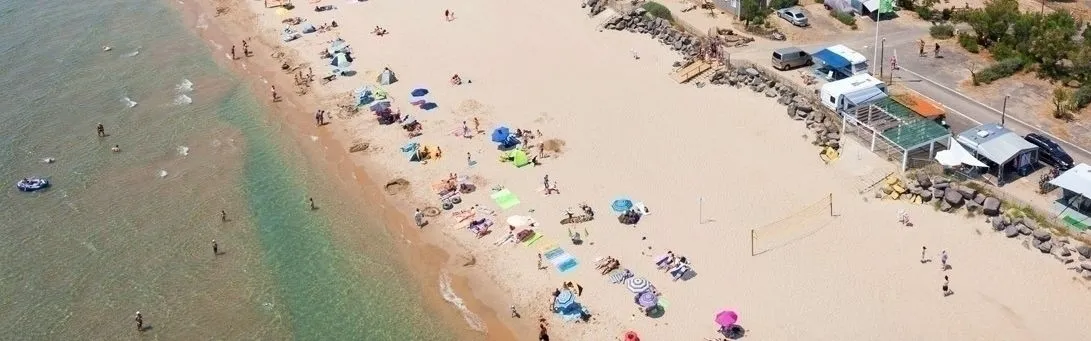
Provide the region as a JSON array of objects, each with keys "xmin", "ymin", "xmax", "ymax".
[{"xmin": 16, "ymin": 178, "xmax": 49, "ymax": 192}]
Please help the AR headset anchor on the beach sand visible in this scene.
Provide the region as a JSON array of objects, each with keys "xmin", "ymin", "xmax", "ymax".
[{"xmin": 220, "ymin": 0, "xmax": 1091, "ymax": 340}]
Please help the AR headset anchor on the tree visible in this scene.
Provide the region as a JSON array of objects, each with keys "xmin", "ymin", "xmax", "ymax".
[
  {"xmin": 1053, "ymin": 87, "xmax": 1074, "ymax": 121},
  {"xmin": 1031, "ymin": 10, "xmax": 1080, "ymax": 78},
  {"xmin": 740, "ymin": 0, "xmax": 764, "ymax": 27},
  {"xmin": 965, "ymin": 0, "xmax": 1020, "ymax": 47}
]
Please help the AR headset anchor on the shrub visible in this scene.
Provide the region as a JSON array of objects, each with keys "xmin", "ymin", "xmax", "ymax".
[
  {"xmin": 641, "ymin": 1, "xmax": 673, "ymax": 22},
  {"xmin": 1072, "ymin": 85, "xmax": 1091, "ymax": 110},
  {"xmin": 929, "ymin": 24, "xmax": 955, "ymax": 39},
  {"xmin": 829, "ymin": 10, "xmax": 857, "ymax": 29},
  {"xmin": 976, "ymin": 58, "xmax": 1026, "ymax": 84},
  {"xmin": 940, "ymin": 8, "xmax": 952, "ymax": 21},
  {"xmin": 769, "ymin": 0, "xmax": 799, "ymax": 9},
  {"xmin": 958, "ymin": 32, "xmax": 979, "ymax": 53},
  {"xmin": 915, "ymin": 6, "xmax": 934, "ymax": 20},
  {"xmin": 988, "ymin": 42, "xmax": 1020, "ymax": 61}
]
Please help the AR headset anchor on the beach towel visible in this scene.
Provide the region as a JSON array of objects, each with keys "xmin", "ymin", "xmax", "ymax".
[
  {"xmin": 608, "ymin": 269, "xmax": 633, "ymax": 284},
  {"xmin": 521, "ymin": 232, "xmax": 544, "ymax": 246},
  {"xmin": 490, "ymin": 189, "xmax": 521, "ymax": 209},
  {"xmin": 543, "ymin": 247, "xmax": 579, "ymax": 274}
]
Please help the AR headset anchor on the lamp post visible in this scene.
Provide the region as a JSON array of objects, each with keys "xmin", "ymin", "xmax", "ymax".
[
  {"xmin": 1001, "ymin": 95, "xmax": 1010, "ymax": 127},
  {"xmin": 878, "ymin": 38, "xmax": 886, "ymax": 79}
]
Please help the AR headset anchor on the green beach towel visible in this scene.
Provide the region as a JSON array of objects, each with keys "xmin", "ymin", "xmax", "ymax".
[
  {"xmin": 490, "ymin": 189, "xmax": 521, "ymax": 209},
  {"xmin": 522, "ymin": 233, "xmax": 545, "ymax": 246}
]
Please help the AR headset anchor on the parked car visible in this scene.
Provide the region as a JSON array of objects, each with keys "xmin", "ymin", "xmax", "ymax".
[
  {"xmin": 777, "ymin": 7, "xmax": 809, "ymax": 27},
  {"xmin": 1024, "ymin": 133, "xmax": 1075, "ymax": 170},
  {"xmin": 771, "ymin": 47, "xmax": 812, "ymax": 71}
]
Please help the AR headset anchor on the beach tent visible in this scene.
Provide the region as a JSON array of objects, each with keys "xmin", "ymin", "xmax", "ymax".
[
  {"xmin": 508, "ymin": 149, "xmax": 530, "ymax": 167},
  {"xmin": 300, "ymin": 22, "xmax": 316, "ymax": 34},
  {"xmin": 327, "ymin": 39, "xmax": 350, "ymax": 55},
  {"xmin": 330, "ymin": 53, "xmax": 352, "ymax": 68},
  {"xmin": 378, "ymin": 68, "xmax": 397, "ymax": 85}
]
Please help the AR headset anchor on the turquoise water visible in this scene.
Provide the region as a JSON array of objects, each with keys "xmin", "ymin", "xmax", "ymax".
[{"xmin": 0, "ymin": 0, "xmax": 458, "ymax": 339}]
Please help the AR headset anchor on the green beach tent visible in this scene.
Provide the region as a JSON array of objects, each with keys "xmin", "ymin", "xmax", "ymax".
[{"xmin": 508, "ymin": 149, "xmax": 530, "ymax": 167}]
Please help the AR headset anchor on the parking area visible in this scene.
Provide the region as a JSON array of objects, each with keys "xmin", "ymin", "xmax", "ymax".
[{"xmin": 772, "ymin": 4, "xmax": 869, "ymax": 44}]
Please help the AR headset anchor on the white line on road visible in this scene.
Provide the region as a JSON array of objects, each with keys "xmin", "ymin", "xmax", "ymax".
[{"xmin": 897, "ymin": 66, "xmax": 1091, "ymax": 158}]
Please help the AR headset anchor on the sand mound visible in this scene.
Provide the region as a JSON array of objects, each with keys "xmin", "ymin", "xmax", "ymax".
[
  {"xmin": 384, "ymin": 178, "xmax": 410, "ymax": 195},
  {"xmin": 422, "ymin": 206, "xmax": 442, "ymax": 217},
  {"xmin": 542, "ymin": 139, "xmax": 566, "ymax": 154},
  {"xmin": 456, "ymin": 99, "xmax": 487, "ymax": 116},
  {"xmin": 349, "ymin": 141, "xmax": 370, "ymax": 153}
]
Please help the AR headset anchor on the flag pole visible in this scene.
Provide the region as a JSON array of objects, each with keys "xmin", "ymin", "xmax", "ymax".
[{"xmin": 873, "ymin": 8, "xmax": 881, "ymax": 74}]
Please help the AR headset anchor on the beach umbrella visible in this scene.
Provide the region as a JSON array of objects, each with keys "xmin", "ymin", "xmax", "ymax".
[
  {"xmin": 410, "ymin": 87, "xmax": 429, "ymax": 97},
  {"xmin": 636, "ymin": 291, "xmax": 658, "ymax": 308},
  {"xmin": 625, "ymin": 277, "xmax": 651, "ymax": 293},
  {"xmin": 409, "ymin": 95, "xmax": 428, "ymax": 106},
  {"xmin": 327, "ymin": 40, "xmax": 349, "ymax": 55},
  {"xmin": 554, "ymin": 289, "xmax": 575, "ymax": 308},
  {"xmin": 490, "ymin": 126, "xmax": 511, "ymax": 143},
  {"xmin": 622, "ymin": 331, "xmax": 641, "ymax": 341},
  {"xmin": 714, "ymin": 310, "xmax": 739, "ymax": 327},
  {"xmin": 300, "ymin": 22, "xmax": 316, "ymax": 34},
  {"xmin": 611, "ymin": 198, "xmax": 634, "ymax": 213},
  {"xmin": 369, "ymin": 100, "xmax": 391, "ymax": 112},
  {"xmin": 506, "ymin": 215, "xmax": 534, "ymax": 228}
]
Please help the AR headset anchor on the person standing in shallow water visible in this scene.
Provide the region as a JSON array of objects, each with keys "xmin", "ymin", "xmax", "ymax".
[
  {"xmin": 309, "ymin": 197, "xmax": 316, "ymax": 210},
  {"xmin": 220, "ymin": 210, "xmax": 227, "ymax": 222},
  {"xmin": 96, "ymin": 123, "xmax": 105, "ymax": 137},
  {"xmin": 212, "ymin": 239, "xmax": 219, "ymax": 256}
]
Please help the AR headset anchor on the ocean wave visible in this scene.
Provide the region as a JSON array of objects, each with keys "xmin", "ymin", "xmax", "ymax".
[
  {"xmin": 439, "ymin": 270, "xmax": 487, "ymax": 333},
  {"xmin": 123, "ymin": 47, "xmax": 140, "ymax": 57},
  {"xmin": 176, "ymin": 78, "xmax": 194, "ymax": 93},
  {"xmin": 157, "ymin": 170, "xmax": 168, "ymax": 178},
  {"xmin": 196, "ymin": 14, "xmax": 208, "ymax": 29},
  {"xmin": 121, "ymin": 97, "xmax": 138, "ymax": 108},
  {"xmin": 177, "ymin": 146, "xmax": 189, "ymax": 156},
  {"xmin": 173, "ymin": 94, "xmax": 192, "ymax": 105}
]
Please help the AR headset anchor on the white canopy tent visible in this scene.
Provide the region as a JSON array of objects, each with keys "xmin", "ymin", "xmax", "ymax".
[{"xmin": 935, "ymin": 137, "xmax": 988, "ymax": 168}]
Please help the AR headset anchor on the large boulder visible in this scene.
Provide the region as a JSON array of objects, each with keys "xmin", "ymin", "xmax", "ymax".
[
  {"xmin": 1037, "ymin": 240, "xmax": 1053, "ymax": 253},
  {"xmin": 932, "ymin": 189, "xmax": 944, "ymax": 200},
  {"xmin": 1003, "ymin": 225, "xmax": 1020, "ymax": 238},
  {"xmin": 982, "ymin": 197, "xmax": 1001, "ymax": 216},
  {"xmin": 916, "ymin": 174, "xmax": 932, "ymax": 188},
  {"xmin": 1076, "ymin": 245, "xmax": 1091, "ymax": 258},
  {"xmin": 933, "ymin": 181, "xmax": 949, "ymax": 190},
  {"xmin": 956, "ymin": 186, "xmax": 976, "ymax": 199},
  {"xmin": 920, "ymin": 190, "xmax": 933, "ymax": 202},
  {"xmin": 991, "ymin": 218, "xmax": 1006, "ymax": 231},
  {"xmin": 943, "ymin": 188, "xmax": 964, "ymax": 205},
  {"xmin": 973, "ymin": 193, "xmax": 986, "ymax": 205},
  {"xmin": 1082, "ymin": 262, "xmax": 1091, "ymax": 271},
  {"xmin": 1032, "ymin": 230, "xmax": 1052, "ymax": 242},
  {"xmin": 1018, "ymin": 224, "xmax": 1032, "ymax": 235},
  {"xmin": 940, "ymin": 201, "xmax": 953, "ymax": 212}
]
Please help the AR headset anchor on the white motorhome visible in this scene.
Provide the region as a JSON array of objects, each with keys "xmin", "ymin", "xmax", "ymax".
[{"xmin": 819, "ymin": 74, "xmax": 888, "ymax": 112}]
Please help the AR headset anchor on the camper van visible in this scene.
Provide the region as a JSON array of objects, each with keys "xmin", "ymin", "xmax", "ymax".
[{"xmin": 819, "ymin": 74, "xmax": 887, "ymax": 113}]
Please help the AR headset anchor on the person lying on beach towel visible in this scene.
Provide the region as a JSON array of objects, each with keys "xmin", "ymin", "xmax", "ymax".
[
  {"xmin": 599, "ymin": 258, "xmax": 620, "ymax": 275},
  {"xmin": 655, "ymin": 251, "xmax": 675, "ymax": 270},
  {"xmin": 314, "ymin": 5, "xmax": 335, "ymax": 12}
]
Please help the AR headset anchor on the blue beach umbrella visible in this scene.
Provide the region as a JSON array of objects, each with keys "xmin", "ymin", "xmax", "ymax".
[
  {"xmin": 636, "ymin": 291, "xmax": 658, "ymax": 308},
  {"xmin": 491, "ymin": 126, "xmax": 511, "ymax": 143},
  {"xmin": 410, "ymin": 87, "xmax": 429, "ymax": 97},
  {"xmin": 554, "ymin": 290, "xmax": 575, "ymax": 309},
  {"xmin": 611, "ymin": 198, "xmax": 634, "ymax": 213}
]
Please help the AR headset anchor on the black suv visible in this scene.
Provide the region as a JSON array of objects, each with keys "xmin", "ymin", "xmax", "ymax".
[{"xmin": 1024, "ymin": 133, "xmax": 1075, "ymax": 171}]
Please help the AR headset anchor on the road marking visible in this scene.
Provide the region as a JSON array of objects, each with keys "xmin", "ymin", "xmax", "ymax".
[{"xmin": 897, "ymin": 66, "xmax": 1091, "ymax": 158}]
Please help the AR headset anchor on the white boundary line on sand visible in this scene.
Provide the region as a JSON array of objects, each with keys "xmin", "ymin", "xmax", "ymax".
[{"xmin": 896, "ymin": 65, "xmax": 1091, "ymax": 158}]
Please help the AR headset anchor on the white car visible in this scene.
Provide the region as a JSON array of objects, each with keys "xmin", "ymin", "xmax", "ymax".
[{"xmin": 777, "ymin": 7, "xmax": 809, "ymax": 27}]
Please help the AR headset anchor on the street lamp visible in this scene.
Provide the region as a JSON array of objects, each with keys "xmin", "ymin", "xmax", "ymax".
[
  {"xmin": 878, "ymin": 38, "xmax": 886, "ymax": 79},
  {"xmin": 1001, "ymin": 95, "xmax": 1010, "ymax": 127}
]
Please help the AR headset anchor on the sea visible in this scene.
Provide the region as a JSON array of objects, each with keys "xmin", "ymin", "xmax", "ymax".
[{"xmin": 0, "ymin": 0, "xmax": 468, "ymax": 339}]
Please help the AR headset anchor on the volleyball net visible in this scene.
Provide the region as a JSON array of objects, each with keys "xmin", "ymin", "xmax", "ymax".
[{"xmin": 751, "ymin": 193, "xmax": 836, "ymax": 256}]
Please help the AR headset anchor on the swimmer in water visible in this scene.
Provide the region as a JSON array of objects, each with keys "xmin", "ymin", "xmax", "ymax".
[
  {"xmin": 111, "ymin": 145, "xmax": 120, "ymax": 153},
  {"xmin": 103, "ymin": 46, "xmax": 112, "ymax": 52}
]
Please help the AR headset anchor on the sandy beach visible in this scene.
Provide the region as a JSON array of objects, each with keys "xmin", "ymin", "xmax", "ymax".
[{"xmin": 213, "ymin": 0, "xmax": 1091, "ymax": 339}]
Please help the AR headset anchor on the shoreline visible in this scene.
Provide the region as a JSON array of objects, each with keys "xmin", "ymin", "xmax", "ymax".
[
  {"xmin": 175, "ymin": 0, "xmax": 526, "ymax": 339},
  {"xmin": 183, "ymin": 0, "xmax": 1091, "ymax": 340}
]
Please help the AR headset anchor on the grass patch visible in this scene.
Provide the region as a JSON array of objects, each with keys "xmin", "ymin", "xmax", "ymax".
[
  {"xmin": 829, "ymin": 10, "xmax": 858, "ymax": 29},
  {"xmin": 929, "ymin": 24, "xmax": 955, "ymax": 39},
  {"xmin": 642, "ymin": 1, "xmax": 673, "ymax": 22},
  {"xmin": 1072, "ymin": 85, "xmax": 1091, "ymax": 110},
  {"xmin": 957, "ymin": 32, "xmax": 979, "ymax": 53},
  {"xmin": 975, "ymin": 58, "xmax": 1025, "ymax": 85}
]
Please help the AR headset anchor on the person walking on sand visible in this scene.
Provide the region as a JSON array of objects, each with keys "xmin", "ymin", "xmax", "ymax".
[
  {"xmin": 472, "ymin": 117, "xmax": 480, "ymax": 133},
  {"xmin": 934, "ymin": 43, "xmax": 941, "ymax": 58},
  {"xmin": 940, "ymin": 250, "xmax": 948, "ymax": 270},
  {"xmin": 96, "ymin": 123, "xmax": 106, "ymax": 137},
  {"xmin": 466, "ymin": 152, "xmax": 474, "ymax": 167},
  {"xmin": 212, "ymin": 239, "xmax": 219, "ymax": 256},
  {"xmin": 510, "ymin": 305, "xmax": 520, "ymax": 318},
  {"xmin": 231, "ymin": 45, "xmax": 236, "ymax": 60},
  {"xmin": 920, "ymin": 246, "xmax": 928, "ymax": 263},
  {"xmin": 414, "ymin": 208, "xmax": 425, "ymax": 228},
  {"xmin": 537, "ymin": 253, "xmax": 545, "ymax": 270},
  {"xmin": 221, "ymin": 210, "xmax": 227, "ymax": 222},
  {"xmin": 134, "ymin": 311, "xmax": 144, "ymax": 331},
  {"xmin": 270, "ymin": 86, "xmax": 278, "ymax": 102},
  {"xmin": 942, "ymin": 275, "xmax": 952, "ymax": 296},
  {"xmin": 309, "ymin": 197, "xmax": 316, "ymax": 210}
]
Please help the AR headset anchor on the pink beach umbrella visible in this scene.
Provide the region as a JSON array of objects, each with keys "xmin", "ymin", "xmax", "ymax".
[{"xmin": 714, "ymin": 310, "xmax": 738, "ymax": 327}]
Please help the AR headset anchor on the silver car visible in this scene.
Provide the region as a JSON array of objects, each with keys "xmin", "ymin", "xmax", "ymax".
[{"xmin": 777, "ymin": 7, "xmax": 809, "ymax": 27}]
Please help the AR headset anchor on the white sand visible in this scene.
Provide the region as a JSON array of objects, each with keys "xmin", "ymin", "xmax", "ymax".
[{"xmin": 241, "ymin": 0, "xmax": 1091, "ymax": 339}]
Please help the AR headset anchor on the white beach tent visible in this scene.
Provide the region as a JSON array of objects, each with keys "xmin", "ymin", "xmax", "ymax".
[{"xmin": 935, "ymin": 137, "xmax": 987, "ymax": 167}]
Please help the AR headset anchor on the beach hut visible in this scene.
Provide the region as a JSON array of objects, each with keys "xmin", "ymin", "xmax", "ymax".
[
  {"xmin": 956, "ymin": 123, "xmax": 1039, "ymax": 185},
  {"xmin": 1048, "ymin": 163, "xmax": 1091, "ymax": 229}
]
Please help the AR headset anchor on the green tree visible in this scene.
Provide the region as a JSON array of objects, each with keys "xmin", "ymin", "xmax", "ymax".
[
  {"xmin": 1053, "ymin": 87, "xmax": 1074, "ymax": 120},
  {"xmin": 965, "ymin": 0, "xmax": 1020, "ymax": 47},
  {"xmin": 741, "ymin": 0, "xmax": 765, "ymax": 27},
  {"xmin": 1031, "ymin": 10, "xmax": 1080, "ymax": 78}
]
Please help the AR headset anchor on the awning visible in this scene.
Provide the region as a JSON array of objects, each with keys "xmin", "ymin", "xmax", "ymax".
[
  {"xmin": 861, "ymin": 0, "xmax": 880, "ymax": 12},
  {"xmin": 935, "ymin": 137, "xmax": 987, "ymax": 167},
  {"xmin": 1050, "ymin": 163, "xmax": 1091, "ymax": 198},
  {"xmin": 956, "ymin": 124, "xmax": 1038, "ymax": 165},
  {"xmin": 812, "ymin": 49, "xmax": 851, "ymax": 70},
  {"xmin": 843, "ymin": 87, "xmax": 887, "ymax": 107}
]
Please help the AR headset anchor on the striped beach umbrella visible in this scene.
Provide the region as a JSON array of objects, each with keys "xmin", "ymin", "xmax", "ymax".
[
  {"xmin": 636, "ymin": 291, "xmax": 658, "ymax": 308},
  {"xmin": 625, "ymin": 277, "xmax": 651, "ymax": 293}
]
